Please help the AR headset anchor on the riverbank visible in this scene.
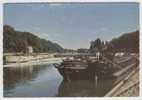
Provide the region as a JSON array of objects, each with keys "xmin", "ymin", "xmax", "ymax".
[
  {"xmin": 4, "ymin": 57, "xmax": 63, "ymax": 67},
  {"xmin": 3, "ymin": 53, "xmax": 64, "ymax": 67}
]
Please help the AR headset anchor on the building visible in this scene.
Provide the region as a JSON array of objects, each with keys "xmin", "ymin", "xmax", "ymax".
[{"xmin": 27, "ymin": 46, "xmax": 33, "ymax": 54}]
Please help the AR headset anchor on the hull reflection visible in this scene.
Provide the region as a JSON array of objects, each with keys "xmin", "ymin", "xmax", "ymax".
[
  {"xmin": 57, "ymin": 79, "xmax": 116, "ymax": 97},
  {"xmin": 4, "ymin": 64, "xmax": 116, "ymax": 97}
]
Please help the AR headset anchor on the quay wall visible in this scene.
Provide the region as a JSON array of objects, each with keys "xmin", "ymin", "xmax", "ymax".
[
  {"xmin": 105, "ymin": 67, "xmax": 139, "ymax": 97},
  {"xmin": 4, "ymin": 57, "xmax": 63, "ymax": 67},
  {"xmin": 4, "ymin": 53, "xmax": 55, "ymax": 63}
]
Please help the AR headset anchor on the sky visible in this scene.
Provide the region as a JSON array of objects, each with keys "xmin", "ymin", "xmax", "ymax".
[{"xmin": 4, "ymin": 3, "xmax": 139, "ymax": 49}]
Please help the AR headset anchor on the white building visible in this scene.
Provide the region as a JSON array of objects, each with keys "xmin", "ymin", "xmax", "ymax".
[{"xmin": 27, "ymin": 46, "xmax": 33, "ymax": 54}]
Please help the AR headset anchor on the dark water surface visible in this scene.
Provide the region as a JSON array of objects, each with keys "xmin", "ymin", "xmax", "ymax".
[{"xmin": 4, "ymin": 64, "xmax": 116, "ymax": 97}]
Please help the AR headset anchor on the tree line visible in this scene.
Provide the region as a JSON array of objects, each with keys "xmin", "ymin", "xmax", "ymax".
[
  {"xmin": 3, "ymin": 25, "xmax": 139, "ymax": 54},
  {"xmin": 89, "ymin": 30, "xmax": 139, "ymax": 53},
  {"xmin": 3, "ymin": 25, "xmax": 64, "ymax": 53}
]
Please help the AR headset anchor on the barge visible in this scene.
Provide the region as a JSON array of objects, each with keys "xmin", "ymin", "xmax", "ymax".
[{"xmin": 55, "ymin": 56, "xmax": 115, "ymax": 80}]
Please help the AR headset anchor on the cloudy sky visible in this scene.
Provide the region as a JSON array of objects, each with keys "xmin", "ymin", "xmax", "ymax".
[{"xmin": 4, "ymin": 3, "xmax": 139, "ymax": 49}]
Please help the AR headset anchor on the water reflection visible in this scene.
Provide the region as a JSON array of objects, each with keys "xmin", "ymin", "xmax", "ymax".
[
  {"xmin": 4, "ymin": 64, "xmax": 116, "ymax": 97},
  {"xmin": 4, "ymin": 64, "xmax": 63, "ymax": 97},
  {"xmin": 58, "ymin": 79, "xmax": 116, "ymax": 97},
  {"xmin": 4, "ymin": 65, "xmax": 47, "ymax": 91}
]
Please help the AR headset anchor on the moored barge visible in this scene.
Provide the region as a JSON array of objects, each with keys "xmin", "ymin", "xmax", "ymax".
[{"xmin": 55, "ymin": 56, "xmax": 115, "ymax": 80}]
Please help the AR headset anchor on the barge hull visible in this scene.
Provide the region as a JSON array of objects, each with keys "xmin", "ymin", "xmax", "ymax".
[{"xmin": 56, "ymin": 61, "xmax": 115, "ymax": 80}]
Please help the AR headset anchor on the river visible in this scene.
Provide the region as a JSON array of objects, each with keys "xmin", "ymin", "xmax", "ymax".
[{"xmin": 4, "ymin": 64, "xmax": 116, "ymax": 97}]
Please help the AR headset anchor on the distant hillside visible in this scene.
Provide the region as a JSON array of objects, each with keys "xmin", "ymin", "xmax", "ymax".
[
  {"xmin": 89, "ymin": 30, "xmax": 139, "ymax": 53},
  {"xmin": 3, "ymin": 25, "xmax": 64, "ymax": 53},
  {"xmin": 110, "ymin": 30, "xmax": 139, "ymax": 53}
]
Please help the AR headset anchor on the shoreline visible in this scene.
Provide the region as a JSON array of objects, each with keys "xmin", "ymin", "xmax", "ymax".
[{"xmin": 4, "ymin": 57, "xmax": 63, "ymax": 68}]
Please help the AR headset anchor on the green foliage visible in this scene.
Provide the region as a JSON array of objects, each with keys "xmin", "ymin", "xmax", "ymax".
[
  {"xmin": 89, "ymin": 38, "xmax": 105, "ymax": 53},
  {"xmin": 4, "ymin": 25, "xmax": 139, "ymax": 54},
  {"xmin": 3, "ymin": 25, "xmax": 64, "ymax": 53},
  {"xmin": 90, "ymin": 38, "xmax": 101, "ymax": 50},
  {"xmin": 110, "ymin": 31, "xmax": 139, "ymax": 53},
  {"xmin": 89, "ymin": 31, "xmax": 139, "ymax": 53}
]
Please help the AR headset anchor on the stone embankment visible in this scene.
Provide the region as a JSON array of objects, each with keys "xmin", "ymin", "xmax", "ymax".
[{"xmin": 105, "ymin": 67, "xmax": 139, "ymax": 97}]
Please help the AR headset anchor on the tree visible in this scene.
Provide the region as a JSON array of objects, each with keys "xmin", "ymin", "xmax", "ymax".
[
  {"xmin": 3, "ymin": 25, "xmax": 64, "ymax": 53},
  {"xmin": 89, "ymin": 38, "xmax": 102, "ymax": 53}
]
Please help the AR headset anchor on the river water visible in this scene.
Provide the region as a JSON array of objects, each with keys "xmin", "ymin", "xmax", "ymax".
[{"xmin": 4, "ymin": 64, "xmax": 116, "ymax": 97}]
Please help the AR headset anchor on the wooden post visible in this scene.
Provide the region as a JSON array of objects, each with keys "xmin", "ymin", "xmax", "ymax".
[{"xmin": 95, "ymin": 75, "xmax": 98, "ymax": 86}]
